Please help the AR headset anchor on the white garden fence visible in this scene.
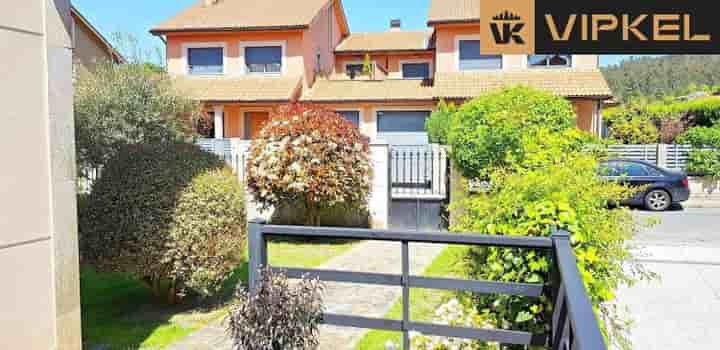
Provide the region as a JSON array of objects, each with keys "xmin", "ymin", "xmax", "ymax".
[{"xmin": 607, "ymin": 144, "xmax": 699, "ymax": 170}]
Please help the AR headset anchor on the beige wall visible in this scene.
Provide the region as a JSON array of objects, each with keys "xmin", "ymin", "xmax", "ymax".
[
  {"xmin": 72, "ymin": 16, "xmax": 115, "ymax": 72},
  {"xmin": 302, "ymin": 0, "xmax": 344, "ymax": 86},
  {"xmin": 0, "ymin": 0, "xmax": 81, "ymax": 349},
  {"xmin": 433, "ymin": 23, "xmax": 599, "ymax": 72},
  {"xmin": 166, "ymin": 1, "xmax": 345, "ymax": 90}
]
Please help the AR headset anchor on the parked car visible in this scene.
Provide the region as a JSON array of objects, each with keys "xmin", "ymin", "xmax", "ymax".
[{"xmin": 599, "ymin": 159, "xmax": 690, "ymax": 211}]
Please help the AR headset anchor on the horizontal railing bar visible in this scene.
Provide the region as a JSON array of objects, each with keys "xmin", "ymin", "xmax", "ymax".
[
  {"xmin": 408, "ymin": 321, "xmax": 549, "ymax": 346},
  {"xmin": 272, "ymin": 267, "xmax": 402, "ymax": 286},
  {"xmin": 261, "ymin": 225, "xmax": 553, "ymax": 249},
  {"xmin": 322, "ymin": 313, "xmax": 402, "ymax": 331},
  {"xmin": 408, "ymin": 276, "xmax": 544, "ymax": 297}
]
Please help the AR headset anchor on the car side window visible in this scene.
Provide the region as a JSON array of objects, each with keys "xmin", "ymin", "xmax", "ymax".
[
  {"xmin": 618, "ymin": 162, "xmax": 650, "ymax": 177},
  {"xmin": 599, "ymin": 162, "xmax": 620, "ymax": 176}
]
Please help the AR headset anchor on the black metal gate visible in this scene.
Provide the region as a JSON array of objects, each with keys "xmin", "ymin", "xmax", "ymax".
[{"xmin": 388, "ymin": 145, "xmax": 449, "ymax": 231}]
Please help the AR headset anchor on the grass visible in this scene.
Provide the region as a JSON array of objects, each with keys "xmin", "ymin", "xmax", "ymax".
[
  {"xmin": 355, "ymin": 245, "xmax": 471, "ymax": 350},
  {"xmin": 81, "ymin": 238, "xmax": 357, "ymax": 350}
]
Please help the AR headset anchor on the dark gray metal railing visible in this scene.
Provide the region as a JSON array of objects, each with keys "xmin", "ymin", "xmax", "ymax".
[{"xmin": 248, "ymin": 223, "xmax": 606, "ymax": 350}]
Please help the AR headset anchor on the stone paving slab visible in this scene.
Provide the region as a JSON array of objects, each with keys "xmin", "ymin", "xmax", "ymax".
[{"xmin": 167, "ymin": 240, "xmax": 447, "ymax": 350}]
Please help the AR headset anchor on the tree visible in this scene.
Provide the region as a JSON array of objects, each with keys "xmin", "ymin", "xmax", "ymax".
[
  {"xmin": 246, "ymin": 104, "xmax": 372, "ymax": 226},
  {"xmin": 74, "ymin": 62, "xmax": 201, "ymax": 171},
  {"xmin": 79, "ymin": 143, "xmax": 246, "ymax": 304}
]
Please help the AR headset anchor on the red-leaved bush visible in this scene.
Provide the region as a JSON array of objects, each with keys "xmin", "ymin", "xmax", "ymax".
[{"xmin": 246, "ymin": 104, "xmax": 372, "ymax": 226}]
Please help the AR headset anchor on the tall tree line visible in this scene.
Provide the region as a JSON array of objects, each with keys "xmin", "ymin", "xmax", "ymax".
[{"xmin": 602, "ymin": 55, "xmax": 720, "ymax": 102}]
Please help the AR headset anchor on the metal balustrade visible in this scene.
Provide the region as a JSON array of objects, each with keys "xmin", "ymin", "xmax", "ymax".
[{"xmin": 248, "ymin": 223, "xmax": 607, "ymax": 350}]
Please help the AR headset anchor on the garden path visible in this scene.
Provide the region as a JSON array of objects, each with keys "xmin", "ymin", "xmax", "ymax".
[{"xmin": 167, "ymin": 240, "xmax": 447, "ymax": 350}]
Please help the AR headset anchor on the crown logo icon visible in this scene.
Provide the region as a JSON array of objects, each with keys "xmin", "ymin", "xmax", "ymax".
[{"xmin": 492, "ymin": 11, "xmax": 522, "ymax": 21}]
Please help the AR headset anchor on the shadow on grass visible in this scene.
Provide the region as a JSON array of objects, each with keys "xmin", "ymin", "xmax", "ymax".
[
  {"xmin": 80, "ymin": 262, "xmax": 249, "ymax": 350},
  {"xmin": 80, "ymin": 237, "xmax": 359, "ymax": 349}
]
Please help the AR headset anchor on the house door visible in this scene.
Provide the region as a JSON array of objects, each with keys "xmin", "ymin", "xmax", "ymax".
[{"xmin": 245, "ymin": 112, "xmax": 270, "ymax": 139}]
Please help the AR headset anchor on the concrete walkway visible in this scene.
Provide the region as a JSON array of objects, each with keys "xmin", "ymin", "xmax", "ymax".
[
  {"xmin": 168, "ymin": 240, "xmax": 447, "ymax": 350},
  {"xmin": 617, "ymin": 244, "xmax": 720, "ymax": 350}
]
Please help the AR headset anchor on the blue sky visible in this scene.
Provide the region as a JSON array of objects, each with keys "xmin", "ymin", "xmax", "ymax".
[{"xmin": 72, "ymin": 0, "xmax": 636, "ymax": 66}]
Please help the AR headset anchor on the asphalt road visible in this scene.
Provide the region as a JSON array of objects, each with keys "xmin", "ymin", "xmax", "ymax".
[{"xmin": 633, "ymin": 207, "xmax": 720, "ymax": 247}]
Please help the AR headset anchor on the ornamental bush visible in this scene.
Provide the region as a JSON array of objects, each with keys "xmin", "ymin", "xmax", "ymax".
[
  {"xmin": 446, "ymin": 86, "xmax": 577, "ymax": 178},
  {"xmin": 603, "ymin": 107, "xmax": 660, "ymax": 144},
  {"xmin": 79, "ymin": 143, "xmax": 246, "ymax": 303},
  {"xmin": 247, "ymin": 103, "xmax": 372, "ymax": 226},
  {"xmin": 227, "ymin": 267, "xmax": 324, "ymax": 350}
]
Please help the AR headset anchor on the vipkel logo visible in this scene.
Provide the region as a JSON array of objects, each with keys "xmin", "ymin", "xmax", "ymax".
[{"xmin": 490, "ymin": 11, "xmax": 526, "ymax": 44}]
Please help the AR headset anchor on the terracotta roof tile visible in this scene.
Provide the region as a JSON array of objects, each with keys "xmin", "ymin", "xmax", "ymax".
[
  {"xmin": 428, "ymin": 0, "xmax": 480, "ymax": 24},
  {"xmin": 302, "ymin": 79, "xmax": 435, "ymax": 102},
  {"xmin": 174, "ymin": 76, "xmax": 302, "ymax": 102},
  {"xmin": 434, "ymin": 70, "xmax": 613, "ymax": 99},
  {"xmin": 151, "ymin": 0, "xmax": 331, "ymax": 33},
  {"xmin": 335, "ymin": 31, "xmax": 434, "ymax": 52}
]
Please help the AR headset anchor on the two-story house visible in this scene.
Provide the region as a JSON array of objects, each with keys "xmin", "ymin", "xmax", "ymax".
[{"xmin": 150, "ymin": 0, "xmax": 612, "ymax": 146}]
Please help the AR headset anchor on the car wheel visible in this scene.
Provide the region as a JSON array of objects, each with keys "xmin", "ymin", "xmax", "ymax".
[{"xmin": 644, "ymin": 189, "xmax": 671, "ymax": 211}]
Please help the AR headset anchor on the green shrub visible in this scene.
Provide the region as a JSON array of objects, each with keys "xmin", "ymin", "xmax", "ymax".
[
  {"xmin": 677, "ymin": 127, "xmax": 720, "ymax": 176},
  {"xmin": 74, "ymin": 62, "xmax": 201, "ymax": 171},
  {"xmin": 446, "ymin": 86, "xmax": 576, "ymax": 178},
  {"xmin": 677, "ymin": 126, "xmax": 720, "ymax": 147},
  {"xmin": 603, "ymin": 107, "xmax": 660, "ymax": 144},
  {"xmin": 426, "ymin": 99, "xmax": 457, "ymax": 144},
  {"xmin": 453, "ymin": 154, "xmax": 651, "ymax": 349},
  {"xmin": 271, "ymin": 200, "xmax": 370, "ymax": 228},
  {"xmin": 79, "ymin": 143, "xmax": 246, "ymax": 303}
]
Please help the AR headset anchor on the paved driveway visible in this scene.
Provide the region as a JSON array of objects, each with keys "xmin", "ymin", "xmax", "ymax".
[{"xmin": 617, "ymin": 208, "xmax": 720, "ymax": 350}]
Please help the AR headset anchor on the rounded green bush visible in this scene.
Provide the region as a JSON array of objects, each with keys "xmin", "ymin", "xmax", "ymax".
[
  {"xmin": 446, "ymin": 86, "xmax": 577, "ymax": 178},
  {"xmin": 80, "ymin": 143, "xmax": 246, "ymax": 302}
]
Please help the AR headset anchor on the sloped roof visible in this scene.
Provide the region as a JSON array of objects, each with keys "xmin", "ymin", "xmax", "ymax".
[
  {"xmin": 151, "ymin": 0, "xmax": 348, "ymax": 34},
  {"xmin": 174, "ymin": 76, "xmax": 302, "ymax": 102},
  {"xmin": 302, "ymin": 79, "xmax": 435, "ymax": 102},
  {"xmin": 434, "ymin": 70, "xmax": 613, "ymax": 99},
  {"xmin": 335, "ymin": 30, "xmax": 434, "ymax": 53},
  {"xmin": 70, "ymin": 6, "xmax": 125, "ymax": 63},
  {"xmin": 427, "ymin": 0, "xmax": 480, "ymax": 25}
]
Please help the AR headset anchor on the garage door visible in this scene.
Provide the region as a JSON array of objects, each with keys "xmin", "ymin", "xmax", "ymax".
[{"xmin": 377, "ymin": 110, "xmax": 430, "ymax": 145}]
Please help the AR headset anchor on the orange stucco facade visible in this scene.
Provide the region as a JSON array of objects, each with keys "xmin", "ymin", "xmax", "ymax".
[{"xmin": 160, "ymin": 0, "xmax": 608, "ymax": 141}]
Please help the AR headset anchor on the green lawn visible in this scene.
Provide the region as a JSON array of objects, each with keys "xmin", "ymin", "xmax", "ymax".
[
  {"xmin": 81, "ymin": 238, "xmax": 357, "ymax": 350},
  {"xmin": 355, "ymin": 245, "xmax": 471, "ymax": 350}
]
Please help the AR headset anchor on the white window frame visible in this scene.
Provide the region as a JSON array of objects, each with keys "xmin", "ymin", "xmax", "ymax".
[
  {"xmin": 454, "ymin": 34, "xmax": 503, "ymax": 71},
  {"xmin": 182, "ymin": 42, "xmax": 227, "ymax": 76},
  {"xmin": 526, "ymin": 54, "xmax": 573, "ymax": 69},
  {"xmin": 398, "ymin": 59, "xmax": 434, "ymax": 80},
  {"xmin": 239, "ymin": 40, "xmax": 287, "ymax": 76}
]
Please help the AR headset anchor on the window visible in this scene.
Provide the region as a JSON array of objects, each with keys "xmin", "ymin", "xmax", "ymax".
[
  {"xmin": 188, "ymin": 47, "xmax": 223, "ymax": 75},
  {"xmin": 402, "ymin": 62, "xmax": 430, "ymax": 79},
  {"xmin": 245, "ymin": 46, "xmax": 282, "ymax": 73},
  {"xmin": 346, "ymin": 63, "xmax": 372, "ymax": 79},
  {"xmin": 377, "ymin": 111, "xmax": 429, "ymax": 132},
  {"xmin": 528, "ymin": 54, "xmax": 572, "ymax": 68},
  {"xmin": 458, "ymin": 40, "xmax": 502, "ymax": 70},
  {"xmin": 337, "ymin": 111, "xmax": 360, "ymax": 126}
]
